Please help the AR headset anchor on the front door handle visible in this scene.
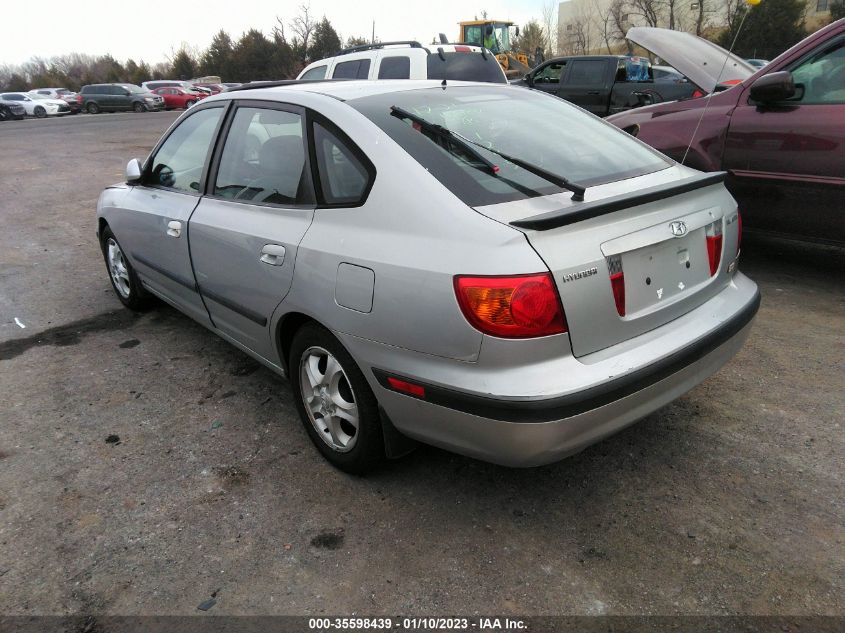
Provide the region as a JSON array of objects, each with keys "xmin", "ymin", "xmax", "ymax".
[
  {"xmin": 260, "ymin": 244, "xmax": 286, "ymax": 266},
  {"xmin": 166, "ymin": 221, "xmax": 182, "ymax": 237},
  {"xmin": 587, "ymin": 90, "xmax": 601, "ymax": 95}
]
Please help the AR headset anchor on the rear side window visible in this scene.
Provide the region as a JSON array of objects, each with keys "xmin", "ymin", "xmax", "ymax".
[
  {"xmin": 214, "ymin": 107, "xmax": 309, "ymax": 206},
  {"xmin": 378, "ymin": 56, "xmax": 411, "ymax": 79},
  {"xmin": 147, "ymin": 107, "xmax": 224, "ymax": 193},
  {"xmin": 312, "ymin": 122, "xmax": 372, "ymax": 205},
  {"xmin": 568, "ymin": 60, "xmax": 606, "ymax": 86},
  {"xmin": 426, "ymin": 52, "xmax": 506, "ymax": 84},
  {"xmin": 333, "ymin": 59, "xmax": 371, "ymax": 79},
  {"xmin": 301, "ymin": 65, "xmax": 328, "ymax": 80}
]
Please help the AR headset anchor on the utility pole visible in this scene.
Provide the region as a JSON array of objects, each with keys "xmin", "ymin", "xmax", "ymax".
[{"xmin": 372, "ymin": 21, "xmax": 375, "ymax": 44}]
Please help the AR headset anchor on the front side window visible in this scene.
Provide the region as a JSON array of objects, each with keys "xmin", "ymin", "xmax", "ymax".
[
  {"xmin": 790, "ymin": 38, "xmax": 845, "ymax": 104},
  {"xmin": 378, "ymin": 56, "xmax": 411, "ymax": 79},
  {"xmin": 301, "ymin": 65, "xmax": 328, "ymax": 80},
  {"xmin": 313, "ymin": 122, "xmax": 371, "ymax": 205},
  {"xmin": 534, "ymin": 62, "xmax": 565, "ymax": 83},
  {"xmin": 351, "ymin": 86, "xmax": 670, "ymax": 207},
  {"xmin": 147, "ymin": 107, "xmax": 223, "ymax": 193},
  {"xmin": 214, "ymin": 107, "xmax": 308, "ymax": 206}
]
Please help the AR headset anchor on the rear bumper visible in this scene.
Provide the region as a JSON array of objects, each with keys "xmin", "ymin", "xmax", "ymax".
[{"xmin": 341, "ymin": 273, "xmax": 759, "ymax": 467}]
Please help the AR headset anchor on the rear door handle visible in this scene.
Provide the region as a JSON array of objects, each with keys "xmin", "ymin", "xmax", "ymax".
[
  {"xmin": 587, "ymin": 90, "xmax": 601, "ymax": 95},
  {"xmin": 166, "ymin": 221, "xmax": 182, "ymax": 237},
  {"xmin": 260, "ymin": 244, "xmax": 286, "ymax": 266}
]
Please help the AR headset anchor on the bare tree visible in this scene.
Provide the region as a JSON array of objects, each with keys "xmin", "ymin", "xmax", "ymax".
[
  {"xmin": 609, "ymin": 0, "xmax": 634, "ymax": 54},
  {"xmin": 541, "ymin": 2, "xmax": 559, "ymax": 56},
  {"xmin": 628, "ymin": 0, "xmax": 663, "ymax": 28},
  {"xmin": 289, "ymin": 4, "xmax": 316, "ymax": 63},
  {"xmin": 695, "ymin": 0, "xmax": 708, "ymax": 35}
]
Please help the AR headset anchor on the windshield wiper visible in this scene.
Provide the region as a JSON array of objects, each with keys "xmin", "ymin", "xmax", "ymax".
[
  {"xmin": 447, "ymin": 129, "xmax": 587, "ymax": 201},
  {"xmin": 390, "ymin": 106, "xmax": 500, "ymax": 176}
]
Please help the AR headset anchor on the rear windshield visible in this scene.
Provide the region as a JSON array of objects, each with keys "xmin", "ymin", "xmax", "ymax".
[
  {"xmin": 426, "ymin": 52, "xmax": 507, "ymax": 84},
  {"xmin": 350, "ymin": 86, "xmax": 671, "ymax": 207}
]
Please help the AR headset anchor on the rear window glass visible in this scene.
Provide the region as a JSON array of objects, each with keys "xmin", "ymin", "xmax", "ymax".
[
  {"xmin": 333, "ymin": 59, "xmax": 371, "ymax": 79},
  {"xmin": 350, "ymin": 86, "xmax": 670, "ymax": 207},
  {"xmin": 567, "ymin": 60, "xmax": 607, "ymax": 86},
  {"xmin": 426, "ymin": 52, "xmax": 506, "ymax": 84},
  {"xmin": 378, "ymin": 56, "xmax": 411, "ymax": 79}
]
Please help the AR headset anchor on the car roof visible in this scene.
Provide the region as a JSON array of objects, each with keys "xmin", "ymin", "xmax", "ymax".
[{"xmin": 220, "ymin": 79, "xmax": 498, "ymax": 102}]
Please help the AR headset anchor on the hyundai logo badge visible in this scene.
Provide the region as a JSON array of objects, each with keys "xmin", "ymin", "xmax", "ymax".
[{"xmin": 670, "ymin": 221, "xmax": 687, "ymax": 237}]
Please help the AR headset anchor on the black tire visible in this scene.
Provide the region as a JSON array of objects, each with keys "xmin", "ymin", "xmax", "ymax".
[
  {"xmin": 0, "ymin": 108, "xmax": 8, "ymax": 121},
  {"xmin": 289, "ymin": 323, "xmax": 385, "ymax": 474},
  {"xmin": 133, "ymin": 101, "xmax": 146, "ymax": 113},
  {"xmin": 34, "ymin": 106, "xmax": 47, "ymax": 118},
  {"xmin": 100, "ymin": 226, "xmax": 151, "ymax": 311},
  {"xmin": 87, "ymin": 102, "xmax": 100, "ymax": 114},
  {"xmin": 185, "ymin": 100, "xmax": 196, "ymax": 108}
]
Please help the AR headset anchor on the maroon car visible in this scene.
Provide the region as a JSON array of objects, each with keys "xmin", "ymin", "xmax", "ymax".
[{"xmin": 609, "ymin": 20, "xmax": 845, "ymax": 245}]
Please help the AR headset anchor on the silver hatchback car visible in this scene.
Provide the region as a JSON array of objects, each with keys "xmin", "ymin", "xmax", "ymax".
[{"xmin": 97, "ymin": 80, "xmax": 759, "ymax": 473}]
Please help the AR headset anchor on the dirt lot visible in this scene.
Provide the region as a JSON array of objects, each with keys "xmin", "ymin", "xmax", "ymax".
[{"xmin": 0, "ymin": 112, "xmax": 843, "ymax": 617}]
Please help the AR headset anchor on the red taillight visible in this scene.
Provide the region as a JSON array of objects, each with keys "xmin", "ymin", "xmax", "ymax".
[
  {"xmin": 387, "ymin": 377, "xmax": 426, "ymax": 398},
  {"xmin": 455, "ymin": 45, "xmax": 471, "ymax": 53},
  {"xmin": 705, "ymin": 220, "xmax": 723, "ymax": 276},
  {"xmin": 606, "ymin": 254, "xmax": 625, "ymax": 317},
  {"xmin": 454, "ymin": 273, "xmax": 567, "ymax": 338},
  {"xmin": 691, "ymin": 89, "xmax": 705, "ymax": 98}
]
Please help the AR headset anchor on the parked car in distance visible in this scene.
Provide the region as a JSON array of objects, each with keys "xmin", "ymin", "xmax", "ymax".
[
  {"xmin": 0, "ymin": 100, "xmax": 26, "ymax": 120},
  {"xmin": 97, "ymin": 79, "xmax": 758, "ymax": 473},
  {"xmin": 80, "ymin": 84, "xmax": 165, "ymax": 113},
  {"xmin": 152, "ymin": 87, "xmax": 204, "ymax": 110},
  {"xmin": 193, "ymin": 83, "xmax": 226, "ymax": 94},
  {"xmin": 297, "ymin": 41, "xmax": 507, "ymax": 84},
  {"xmin": 0, "ymin": 92, "xmax": 70, "ymax": 117},
  {"xmin": 29, "ymin": 87, "xmax": 82, "ymax": 113},
  {"xmin": 609, "ymin": 19, "xmax": 845, "ymax": 244},
  {"xmin": 652, "ymin": 65, "xmax": 686, "ymax": 83},
  {"xmin": 220, "ymin": 82, "xmax": 242, "ymax": 89},
  {"xmin": 746, "ymin": 58, "xmax": 769, "ymax": 68},
  {"xmin": 515, "ymin": 55, "xmax": 701, "ymax": 117}
]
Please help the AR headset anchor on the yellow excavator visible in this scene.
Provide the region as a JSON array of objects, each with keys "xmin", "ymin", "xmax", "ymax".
[{"xmin": 455, "ymin": 20, "xmax": 537, "ymax": 78}]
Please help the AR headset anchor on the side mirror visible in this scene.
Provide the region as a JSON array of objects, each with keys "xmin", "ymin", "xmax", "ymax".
[
  {"xmin": 749, "ymin": 71, "xmax": 795, "ymax": 103},
  {"xmin": 125, "ymin": 158, "xmax": 142, "ymax": 185},
  {"xmin": 525, "ymin": 73, "xmax": 534, "ymax": 87}
]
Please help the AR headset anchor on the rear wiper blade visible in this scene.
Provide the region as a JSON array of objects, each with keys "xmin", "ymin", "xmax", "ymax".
[
  {"xmin": 447, "ymin": 130, "xmax": 587, "ymax": 202},
  {"xmin": 389, "ymin": 106, "xmax": 499, "ymax": 177}
]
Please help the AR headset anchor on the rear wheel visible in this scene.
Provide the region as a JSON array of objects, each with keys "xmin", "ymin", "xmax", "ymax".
[
  {"xmin": 100, "ymin": 227, "xmax": 150, "ymax": 310},
  {"xmin": 86, "ymin": 102, "xmax": 100, "ymax": 114},
  {"xmin": 34, "ymin": 106, "xmax": 46, "ymax": 118},
  {"xmin": 133, "ymin": 102, "xmax": 146, "ymax": 113},
  {"xmin": 290, "ymin": 323, "xmax": 384, "ymax": 474}
]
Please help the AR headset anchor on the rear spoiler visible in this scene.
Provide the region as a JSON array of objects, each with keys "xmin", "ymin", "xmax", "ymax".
[{"xmin": 510, "ymin": 172, "xmax": 727, "ymax": 231}]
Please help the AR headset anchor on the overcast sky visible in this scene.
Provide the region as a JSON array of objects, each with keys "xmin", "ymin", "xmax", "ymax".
[{"xmin": 2, "ymin": 0, "xmax": 551, "ymax": 67}]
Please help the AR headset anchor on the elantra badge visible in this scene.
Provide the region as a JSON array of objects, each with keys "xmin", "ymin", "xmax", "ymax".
[{"xmin": 670, "ymin": 221, "xmax": 688, "ymax": 237}]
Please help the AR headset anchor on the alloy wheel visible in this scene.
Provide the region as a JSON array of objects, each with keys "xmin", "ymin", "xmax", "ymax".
[
  {"xmin": 299, "ymin": 346, "xmax": 360, "ymax": 452},
  {"xmin": 106, "ymin": 238, "xmax": 131, "ymax": 299}
]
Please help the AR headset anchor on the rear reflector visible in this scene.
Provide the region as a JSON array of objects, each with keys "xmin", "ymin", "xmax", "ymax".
[
  {"xmin": 386, "ymin": 377, "xmax": 426, "ymax": 398},
  {"xmin": 454, "ymin": 273, "xmax": 567, "ymax": 338},
  {"xmin": 605, "ymin": 254, "xmax": 626, "ymax": 317},
  {"xmin": 705, "ymin": 219, "xmax": 723, "ymax": 276}
]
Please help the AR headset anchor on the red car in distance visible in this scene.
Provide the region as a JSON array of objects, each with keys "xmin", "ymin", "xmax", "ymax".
[{"xmin": 151, "ymin": 87, "xmax": 205, "ymax": 110}]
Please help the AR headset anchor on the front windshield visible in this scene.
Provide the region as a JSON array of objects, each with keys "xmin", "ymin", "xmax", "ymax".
[{"xmin": 351, "ymin": 86, "xmax": 671, "ymax": 206}]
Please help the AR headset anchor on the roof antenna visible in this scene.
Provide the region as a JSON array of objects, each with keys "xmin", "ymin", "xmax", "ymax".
[
  {"xmin": 681, "ymin": 0, "xmax": 757, "ymax": 166},
  {"xmin": 441, "ymin": 79, "xmax": 447, "ymax": 88}
]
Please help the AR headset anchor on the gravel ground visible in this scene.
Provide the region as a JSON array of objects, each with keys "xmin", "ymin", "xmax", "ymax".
[{"xmin": 0, "ymin": 112, "xmax": 843, "ymax": 617}]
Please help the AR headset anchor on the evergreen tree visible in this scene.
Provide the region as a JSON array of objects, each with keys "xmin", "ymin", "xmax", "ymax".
[
  {"xmin": 717, "ymin": 0, "xmax": 806, "ymax": 60},
  {"xmin": 171, "ymin": 48, "xmax": 196, "ymax": 80},
  {"xmin": 200, "ymin": 30, "xmax": 234, "ymax": 78},
  {"xmin": 308, "ymin": 17, "xmax": 342, "ymax": 62}
]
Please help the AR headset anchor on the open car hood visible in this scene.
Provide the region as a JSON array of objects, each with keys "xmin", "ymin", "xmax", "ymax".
[{"xmin": 626, "ymin": 26, "xmax": 755, "ymax": 93}]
